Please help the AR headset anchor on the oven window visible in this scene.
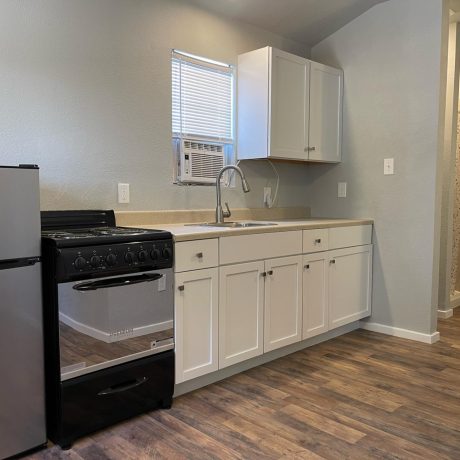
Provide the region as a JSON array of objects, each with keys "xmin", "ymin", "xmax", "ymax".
[{"xmin": 58, "ymin": 269, "xmax": 174, "ymax": 380}]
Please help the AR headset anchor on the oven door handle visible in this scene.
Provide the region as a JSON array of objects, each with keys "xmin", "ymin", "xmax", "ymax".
[
  {"xmin": 97, "ymin": 376, "xmax": 149, "ymax": 396},
  {"xmin": 73, "ymin": 273, "xmax": 163, "ymax": 291}
]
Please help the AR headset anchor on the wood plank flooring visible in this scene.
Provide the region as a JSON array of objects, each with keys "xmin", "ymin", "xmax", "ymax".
[{"xmin": 27, "ymin": 311, "xmax": 460, "ymax": 459}]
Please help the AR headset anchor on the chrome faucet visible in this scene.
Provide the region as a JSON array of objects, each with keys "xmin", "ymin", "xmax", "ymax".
[{"xmin": 215, "ymin": 165, "xmax": 250, "ymax": 223}]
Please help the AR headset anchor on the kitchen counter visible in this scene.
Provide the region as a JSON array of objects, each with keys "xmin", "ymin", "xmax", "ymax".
[{"xmin": 126, "ymin": 218, "xmax": 373, "ymax": 242}]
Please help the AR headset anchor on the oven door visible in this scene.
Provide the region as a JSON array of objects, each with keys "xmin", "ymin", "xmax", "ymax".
[{"xmin": 57, "ymin": 268, "xmax": 173, "ymax": 380}]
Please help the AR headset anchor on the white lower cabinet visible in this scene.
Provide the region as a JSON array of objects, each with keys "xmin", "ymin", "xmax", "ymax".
[
  {"xmin": 302, "ymin": 245, "xmax": 372, "ymax": 337},
  {"xmin": 174, "ymin": 226, "xmax": 373, "ymax": 384},
  {"xmin": 219, "ymin": 261, "xmax": 265, "ymax": 369},
  {"xmin": 219, "ymin": 255, "xmax": 303, "ymax": 367},
  {"xmin": 328, "ymin": 245, "xmax": 373, "ymax": 329},
  {"xmin": 264, "ymin": 256, "xmax": 302, "ymax": 352},
  {"xmin": 302, "ymin": 253, "xmax": 328, "ymax": 339},
  {"xmin": 174, "ymin": 268, "xmax": 218, "ymax": 384}
]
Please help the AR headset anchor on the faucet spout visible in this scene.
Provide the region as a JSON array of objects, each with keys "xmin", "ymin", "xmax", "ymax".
[{"xmin": 215, "ymin": 165, "xmax": 250, "ymax": 224}]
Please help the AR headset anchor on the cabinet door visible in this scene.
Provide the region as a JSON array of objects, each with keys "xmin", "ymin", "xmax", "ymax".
[
  {"xmin": 302, "ymin": 253, "xmax": 329, "ymax": 339},
  {"xmin": 329, "ymin": 245, "xmax": 372, "ymax": 329},
  {"xmin": 219, "ymin": 261, "xmax": 265, "ymax": 368},
  {"xmin": 264, "ymin": 255, "xmax": 302, "ymax": 352},
  {"xmin": 175, "ymin": 268, "xmax": 218, "ymax": 383},
  {"xmin": 270, "ymin": 48, "xmax": 309, "ymax": 160},
  {"xmin": 308, "ymin": 62, "xmax": 343, "ymax": 163}
]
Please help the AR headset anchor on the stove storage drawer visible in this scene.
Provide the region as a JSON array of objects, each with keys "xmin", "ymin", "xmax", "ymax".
[{"xmin": 56, "ymin": 351, "xmax": 174, "ymax": 447}]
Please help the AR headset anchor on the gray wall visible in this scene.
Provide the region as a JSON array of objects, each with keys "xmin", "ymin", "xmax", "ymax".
[
  {"xmin": 0, "ymin": 0, "xmax": 310, "ymax": 211},
  {"xmin": 309, "ymin": 0, "xmax": 445, "ymax": 335}
]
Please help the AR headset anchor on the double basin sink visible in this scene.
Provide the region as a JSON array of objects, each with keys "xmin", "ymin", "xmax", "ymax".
[{"xmin": 186, "ymin": 221, "xmax": 278, "ymax": 228}]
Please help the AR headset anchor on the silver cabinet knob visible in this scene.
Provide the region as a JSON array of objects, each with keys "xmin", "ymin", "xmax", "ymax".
[
  {"xmin": 315, "ymin": 238, "xmax": 321, "ymax": 244},
  {"xmin": 304, "ymin": 264, "xmax": 310, "ymax": 269},
  {"xmin": 267, "ymin": 270, "xmax": 273, "ymax": 275},
  {"xmin": 196, "ymin": 252, "xmax": 203, "ymax": 259},
  {"xmin": 178, "ymin": 285, "xmax": 185, "ymax": 291},
  {"xmin": 330, "ymin": 260, "xmax": 336, "ymax": 264}
]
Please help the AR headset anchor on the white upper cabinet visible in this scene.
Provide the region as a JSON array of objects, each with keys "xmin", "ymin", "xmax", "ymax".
[
  {"xmin": 308, "ymin": 62, "xmax": 343, "ymax": 163},
  {"xmin": 270, "ymin": 49, "xmax": 309, "ymax": 160},
  {"xmin": 237, "ymin": 46, "xmax": 343, "ymax": 163}
]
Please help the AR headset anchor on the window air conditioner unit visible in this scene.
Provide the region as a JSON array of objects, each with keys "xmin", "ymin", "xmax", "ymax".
[{"xmin": 177, "ymin": 139, "xmax": 225, "ymax": 184}]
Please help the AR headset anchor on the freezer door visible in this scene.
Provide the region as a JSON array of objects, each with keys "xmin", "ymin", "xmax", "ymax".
[
  {"xmin": 0, "ymin": 167, "xmax": 41, "ymax": 260},
  {"xmin": 0, "ymin": 262, "xmax": 46, "ymax": 458}
]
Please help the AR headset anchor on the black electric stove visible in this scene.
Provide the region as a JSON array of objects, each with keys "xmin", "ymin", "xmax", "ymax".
[{"xmin": 41, "ymin": 210, "xmax": 175, "ymax": 449}]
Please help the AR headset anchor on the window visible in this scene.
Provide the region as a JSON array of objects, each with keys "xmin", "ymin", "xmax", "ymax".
[{"xmin": 172, "ymin": 50, "xmax": 235, "ymax": 184}]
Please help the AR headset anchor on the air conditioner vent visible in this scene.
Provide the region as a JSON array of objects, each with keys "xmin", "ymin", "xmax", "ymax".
[
  {"xmin": 177, "ymin": 139, "xmax": 225, "ymax": 184},
  {"xmin": 183, "ymin": 140, "xmax": 224, "ymax": 153}
]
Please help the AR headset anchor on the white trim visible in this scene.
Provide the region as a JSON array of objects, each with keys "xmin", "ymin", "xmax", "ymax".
[
  {"xmin": 359, "ymin": 321, "xmax": 440, "ymax": 344},
  {"xmin": 438, "ymin": 309, "xmax": 454, "ymax": 319},
  {"xmin": 59, "ymin": 313, "xmax": 173, "ymax": 344},
  {"xmin": 450, "ymin": 290, "xmax": 460, "ymax": 308}
]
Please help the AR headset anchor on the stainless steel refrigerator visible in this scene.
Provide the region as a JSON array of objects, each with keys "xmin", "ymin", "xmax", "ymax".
[{"xmin": 0, "ymin": 165, "xmax": 46, "ymax": 458}]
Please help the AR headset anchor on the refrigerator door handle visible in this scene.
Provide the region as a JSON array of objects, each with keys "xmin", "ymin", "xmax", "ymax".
[{"xmin": 0, "ymin": 257, "xmax": 40, "ymax": 270}]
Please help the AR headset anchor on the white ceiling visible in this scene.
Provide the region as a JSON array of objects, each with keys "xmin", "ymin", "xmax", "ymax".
[{"xmin": 189, "ymin": 0, "xmax": 388, "ymax": 47}]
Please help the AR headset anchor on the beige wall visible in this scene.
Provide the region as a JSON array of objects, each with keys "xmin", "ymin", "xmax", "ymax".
[{"xmin": 0, "ymin": 0, "xmax": 310, "ymax": 210}]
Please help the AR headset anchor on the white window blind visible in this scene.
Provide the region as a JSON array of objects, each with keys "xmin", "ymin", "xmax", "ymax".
[{"xmin": 172, "ymin": 50, "xmax": 234, "ymax": 143}]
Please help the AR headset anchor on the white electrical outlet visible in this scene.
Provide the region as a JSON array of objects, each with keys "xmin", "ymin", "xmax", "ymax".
[
  {"xmin": 338, "ymin": 182, "xmax": 347, "ymax": 198},
  {"xmin": 118, "ymin": 183, "xmax": 130, "ymax": 204},
  {"xmin": 384, "ymin": 158, "xmax": 394, "ymax": 175},
  {"xmin": 264, "ymin": 187, "xmax": 272, "ymax": 207}
]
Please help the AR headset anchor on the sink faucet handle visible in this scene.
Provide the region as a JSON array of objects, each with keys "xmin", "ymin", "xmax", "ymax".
[{"xmin": 223, "ymin": 202, "xmax": 231, "ymax": 218}]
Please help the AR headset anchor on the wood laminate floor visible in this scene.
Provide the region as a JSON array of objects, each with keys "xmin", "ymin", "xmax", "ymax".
[{"xmin": 27, "ymin": 311, "xmax": 460, "ymax": 459}]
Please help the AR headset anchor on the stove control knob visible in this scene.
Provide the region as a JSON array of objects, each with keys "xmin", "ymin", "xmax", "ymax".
[
  {"xmin": 125, "ymin": 251, "xmax": 136, "ymax": 264},
  {"xmin": 163, "ymin": 247, "xmax": 172, "ymax": 259},
  {"xmin": 74, "ymin": 256, "xmax": 87, "ymax": 270},
  {"xmin": 90, "ymin": 255, "xmax": 101, "ymax": 267},
  {"xmin": 138, "ymin": 250, "xmax": 149, "ymax": 262},
  {"xmin": 106, "ymin": 253, "xmax": 117, "ymax": 266},
  {"xmin": 150, "ymin": 248, "xmax": 160, "ymax": 260}
]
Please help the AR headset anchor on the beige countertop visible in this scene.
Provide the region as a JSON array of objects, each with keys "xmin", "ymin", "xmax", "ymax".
[{"xmin": 126, "ymin": 218, "xmax": 373, "ymax": 242}]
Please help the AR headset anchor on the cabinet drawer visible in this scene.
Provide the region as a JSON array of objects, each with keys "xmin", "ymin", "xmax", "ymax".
[
  {"xmin": 303, "ymin": 229, "xmax": 329, "ymax": 253},
  {"xmin": 329, "ymin": 225, "xmax": 372, "ymax": 250},
  {"xmin": 175, "ymin": 239, "xmax": 218, "ymax": 272},
  {"xmin": 219, "ymin": 231, "xmax": 302, "ymax": 265}
]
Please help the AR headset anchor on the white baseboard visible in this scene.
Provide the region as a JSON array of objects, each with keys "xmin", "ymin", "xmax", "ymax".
[
  {"xmin": 450, "ymin": 290, "xmax": 460, "ymax": 308},
  {"xmin": 438, "ymin": 309, "xmax": 453, "ymax": 319},
  {"xmin": 359, "ymin": 321, "xmax": 440, "ymax": 344}
]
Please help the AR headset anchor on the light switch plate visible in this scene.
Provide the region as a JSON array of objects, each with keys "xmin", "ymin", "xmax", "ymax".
[
  {"xmin": 384, "ymin": 158, "xmax": 394, "ymax": 175},
  {"xmin": 118, "ymin": 183, "xmax": 130, "ymax": 203},
  {"xmin": 338, "ymin": 182, "xmax": 347, "ymax": 198}
]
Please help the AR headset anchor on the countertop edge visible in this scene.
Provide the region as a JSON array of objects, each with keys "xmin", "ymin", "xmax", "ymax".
[{"xmin": 127, "ymin": 218, "xmax": 374, "ymax": 242}]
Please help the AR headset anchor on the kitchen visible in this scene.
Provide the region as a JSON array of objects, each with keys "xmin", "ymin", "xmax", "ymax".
[{"xmin": 1, "ymin": 0, "xmax": 458, "ymax": 458}]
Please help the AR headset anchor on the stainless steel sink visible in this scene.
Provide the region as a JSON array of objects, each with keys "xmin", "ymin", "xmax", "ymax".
[{"xmin": 186, "ymin": 221, "xmax": 277, "ymax": 228}]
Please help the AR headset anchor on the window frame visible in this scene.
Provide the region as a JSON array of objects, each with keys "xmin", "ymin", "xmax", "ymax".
[{"xmin": 171, "ymin": 49, "xmax": 236, "ymax": 186}]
